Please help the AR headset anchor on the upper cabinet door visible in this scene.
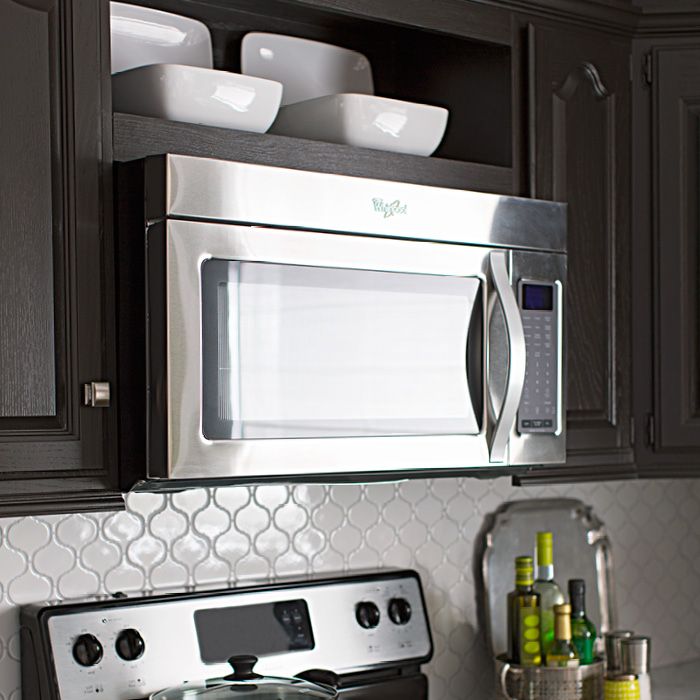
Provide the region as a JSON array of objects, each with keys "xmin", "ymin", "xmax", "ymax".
[
  {"xmin": 528, "ymin": 22, "xmax": 633, "ymax": 469},
  {"xmin": 653, "ymin": 46, "xmax": 700, "ymax": 455},
  {"xmin": 0, "ymin": 0, "xmax": 121, "ymax": 514}
]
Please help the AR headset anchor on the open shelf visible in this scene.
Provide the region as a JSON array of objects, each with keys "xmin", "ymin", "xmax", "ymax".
[
  {"xmin": 113, "ymin": 112, "xmax": 514, "ymax": 194},
  {"xmin": 114, "ymin": 0, "xmax": 515, "ymax": 171}
]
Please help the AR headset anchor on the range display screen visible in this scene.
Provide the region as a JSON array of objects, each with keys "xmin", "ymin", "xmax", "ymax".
[
  {"xmin": 194, "ymin": 600, "xmax": 314, "ymax": 663},
  {"xmin": 522, "ymin": 284, "xmax": 554, "ymax": 311}
]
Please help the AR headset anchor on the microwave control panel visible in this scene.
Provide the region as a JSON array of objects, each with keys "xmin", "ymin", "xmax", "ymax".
[{"xmin": 517, "ymin": 281, "xmax": 559, "ymax": 434}]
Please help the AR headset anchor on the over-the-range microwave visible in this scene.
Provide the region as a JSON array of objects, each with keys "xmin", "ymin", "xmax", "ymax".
[{"xmin": 117, "ymin": 154, "xmax": 566, "ymax": 490}]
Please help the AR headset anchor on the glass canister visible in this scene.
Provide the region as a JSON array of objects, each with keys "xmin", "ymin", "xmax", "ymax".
[{"xmin": 620, "ymin": 636, "xmax": 652, "ymax": 700}]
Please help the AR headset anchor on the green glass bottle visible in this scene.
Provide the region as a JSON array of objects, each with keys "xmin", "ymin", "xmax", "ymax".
[
  {"xmin": 533, "ymin": 531, "xmax": 565, "ymax": 659},
  {"xmin": 507, "ymin": 555, "xmax": 542, "ymax": 666},
  {"xmin": 569, "ymin": 579, "xmax": 597, "ymax": 664},
  {"xmin": 545, "ymin": 604, "xmax": 580, "ymax": 668}
]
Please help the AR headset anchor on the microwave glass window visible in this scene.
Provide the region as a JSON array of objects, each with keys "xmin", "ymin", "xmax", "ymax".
[
  {"xmin": 522, "ymin": 283, "xmax": 553, "ymax": 311},
  {"xmin": 201, "ymin": 260, "xmax": 481, "ymax": 440}
]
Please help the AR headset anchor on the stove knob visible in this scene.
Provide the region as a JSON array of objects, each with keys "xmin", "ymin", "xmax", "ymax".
[
  {"xmin": 388, "ymin": 598, "xmax": 412, "ymax": 625},
  {"xmin": 355, "ymin": 601, "xmax": 380, "ymax": 629},
  {"xmin": 72, "ymin": 633, "xmax": 103, "ymax": 667},
  {"xmin": 115, "ymin": 628, "xmax": 145, "ymax": 661}
]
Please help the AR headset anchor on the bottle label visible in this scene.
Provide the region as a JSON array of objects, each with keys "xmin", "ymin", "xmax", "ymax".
[
  {"xmin": 518, "ymin": 606, "xmax": 541, "ymax": 666},
  {"xmin": 604, "ymin": 678, "xmax": 640, "ymax": 700},
  {"xmin": 540, "ymin": 609, "xmax": 555, "ymax": 654},
  {"xmin": 545, "ymin": 658, "xmax": 579, "ymax": 668},
  {"xmin": 572, "ymin": 635, "xmax": 595, "ymax": 665}
]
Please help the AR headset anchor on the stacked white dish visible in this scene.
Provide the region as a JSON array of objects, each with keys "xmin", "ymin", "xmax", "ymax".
[
  {"xmin": 241, "ymin": 33, "xmax": 449, "ymax": 156},
  {"xmin": 111, "ymin": 3, "xmax": 282, "ymax": 132}
]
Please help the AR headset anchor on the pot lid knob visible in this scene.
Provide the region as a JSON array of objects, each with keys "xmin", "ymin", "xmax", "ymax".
[{"xmin": 224, "ymin": 655, "xmax": 264, "ymax": 681}]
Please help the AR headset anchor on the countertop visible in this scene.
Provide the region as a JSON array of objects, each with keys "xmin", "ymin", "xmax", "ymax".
[{"xmin": 652, "ymin": 659, "xmax": 700, "ymax": 700}]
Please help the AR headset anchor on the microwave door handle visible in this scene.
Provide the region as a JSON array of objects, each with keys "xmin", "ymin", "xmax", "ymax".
[{"xmin": 488, "ymin": 251, "xmax": 526, "ymax": 463}]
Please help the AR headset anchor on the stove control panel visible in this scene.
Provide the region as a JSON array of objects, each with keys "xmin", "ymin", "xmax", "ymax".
[{"xmin": 37, "ymin": 571, "xmax": 431, "ymax": 700}]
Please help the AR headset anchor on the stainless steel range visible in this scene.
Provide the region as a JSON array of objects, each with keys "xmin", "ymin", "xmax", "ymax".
[{"xmin": 20, "ymin": 570, "xmax": 432, "ymax": 700}]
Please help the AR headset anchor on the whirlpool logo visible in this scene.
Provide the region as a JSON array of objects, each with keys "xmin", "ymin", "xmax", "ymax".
[{"xmin": 372, "ymin": 198, "xmax": 408, "ymax": 218}]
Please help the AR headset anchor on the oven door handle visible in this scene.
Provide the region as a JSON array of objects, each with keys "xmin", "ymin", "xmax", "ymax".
[{"xmin": 488, "ymin": 251, "xmax": 526, "ymax": 463}]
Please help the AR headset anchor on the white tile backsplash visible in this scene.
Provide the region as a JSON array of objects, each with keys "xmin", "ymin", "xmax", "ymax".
[{"xmin": 3, "ymin": 476, "xmax": 700, "ymax": 699}]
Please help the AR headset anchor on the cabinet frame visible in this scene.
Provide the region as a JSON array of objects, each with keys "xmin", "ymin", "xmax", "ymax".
[{"xmin": 0, "ymin": 0, "xmax": 122, "ymax": 514}]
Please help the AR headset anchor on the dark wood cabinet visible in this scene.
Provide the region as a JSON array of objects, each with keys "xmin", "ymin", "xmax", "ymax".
[
  {"xmin": 527, "ymin": 22, "xmax": 634, "ymax": 475},
  {"xmin": 6, "ymin": 0, "xmax": 700, "ymax": 511},
  {"xmin": 0, "ymin": 0, "xmax": 121, "ymax": 514},
  {"xmin": 654, "ymin": 46, "xmax": 700, "ymax": 455},
  {"xmin": 633, "ymin": 43, "xmax": 700, "ymax": 476}
]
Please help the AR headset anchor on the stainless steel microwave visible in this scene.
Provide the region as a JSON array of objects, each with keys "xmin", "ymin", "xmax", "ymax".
[{"xmin": 117, "ymin": 154, "xmax": 566, "ymax": 489}]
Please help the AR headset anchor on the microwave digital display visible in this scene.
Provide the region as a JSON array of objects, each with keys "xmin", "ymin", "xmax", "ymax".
[{"xmin": 522, "ymin": 283, "xmax": 554, "ymax": 311}]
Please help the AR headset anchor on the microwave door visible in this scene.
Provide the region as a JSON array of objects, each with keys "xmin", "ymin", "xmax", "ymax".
[{"xmin": 151, "ymin": 220, "xmax": 496, "ymax": 481}]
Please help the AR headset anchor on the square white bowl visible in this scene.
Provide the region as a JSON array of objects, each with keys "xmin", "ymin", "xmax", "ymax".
[
  {"xmin": 269, "ymin": 93, "xmax": 449, "ymax": 156},
  {"xmin": 112, "ymin": 64, "xmax": 283, "ymax": 133},
  {"xmin": 241, "ymin": 32, "xmax": 373, "ymax": 105},
  {"xmin": 111, "ymin": 2, "xmax": 213, "ymax": 74}
]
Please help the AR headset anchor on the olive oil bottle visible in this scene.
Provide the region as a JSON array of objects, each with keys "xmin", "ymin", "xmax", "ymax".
[
  {"xmin": 533, "ymin": 531, "xmax": 565, "ymax": 658},
  {"xmin": 546, "ymin": 603, "xmax": 580, "ymax": 668},
  {"xmin": 569, "ymin": 579, "xmax": 597, "ymax": 664},
  {"xmin": 507, "ymin": 555, "xmax": 542, "ymax": 666}
]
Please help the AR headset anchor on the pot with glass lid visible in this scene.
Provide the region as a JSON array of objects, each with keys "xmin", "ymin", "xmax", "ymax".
[{"xmin": 151, "ymin": 655, "xmax": 339, "ymax": 700}]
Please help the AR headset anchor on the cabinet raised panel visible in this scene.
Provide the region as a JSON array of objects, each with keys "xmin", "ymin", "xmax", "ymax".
[
  {"xmin": 0, "ymin": 0, "xmax": 60, "ymax": 422},
  {"xmin": 0, "ymin": 0, "xmax": 121, "ymax": 513},
  {"xmin": 654, "ymin": 46, "xmax": 700, "ymax": 453},
  {"xmin": 529, "ymin": 23, "xmax": 633, "ymax": 468}
]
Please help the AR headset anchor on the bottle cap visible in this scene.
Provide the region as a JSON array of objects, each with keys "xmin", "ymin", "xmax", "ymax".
[
  {"xmin": 515, "ymin": 555, "xmax": 534, "ymax": 586},
  {"xmin": 536, "ymin": 531, "xmax": 554, "ymax": 567},
  {"xmin": 568, "ymin": 579, "xmax": 586, "ymax": 614},
  {"xmin": 605, "ymin": 630, "xmax": 634, "ymax": 672},
  {"xmin": 553, "ymin": 604, "xmax": 573, "ymax": 641},
  {"xmin": 620, "ymin": 636, "xmax": 650, "ymax": 675},
  {"xmin": 568, "ymin": 579, "xmax": 585, "ymax": 595}
]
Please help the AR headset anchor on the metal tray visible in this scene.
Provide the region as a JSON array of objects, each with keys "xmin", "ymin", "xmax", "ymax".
[
  {"xmin": 476, "ymin": 498, "xmax": 616, "ymax": 658},
  {"xmin": 495, "ymin": 656, "xmax": 605, "ymax": 700}
]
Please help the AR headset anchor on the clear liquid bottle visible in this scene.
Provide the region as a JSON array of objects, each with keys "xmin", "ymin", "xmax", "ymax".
[
  {"xmin": 546, "ymin": 603, "xmax": 580, "ymax": 668},
  {"xmin": 569, "ymin": 578, "xmax": 597, "ymax": 664},
  {"xmin": 533, "ymin": 531, "xmax": 565, "ymax": 659},
  {"xmin": 507, "ymin": 555, "xmax": 542, "ymax": 666}
]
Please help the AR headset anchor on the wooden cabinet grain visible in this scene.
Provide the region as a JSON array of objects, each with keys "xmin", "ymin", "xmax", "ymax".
[
  {"xmin": 526, "ymin": 21, "xmax": 634, "ymax": 476},
  {"xmin": 0, "ymin": 0, "xmax": 121, "ymax": 514}
]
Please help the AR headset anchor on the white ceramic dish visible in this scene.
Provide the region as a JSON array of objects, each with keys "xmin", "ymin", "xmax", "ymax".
[
  {"xmin": 110, "ymin": 2, "xmax": 212, "ymax": 74},
  {"xmin": 112, "ymin": 64, "xmax": 283, "ymax": 132},
  {"xmin": 241, "ymin": 32, "xmax": 373, "ymax": 105},
  {"xmin": 269, "ymin": 93, "xmax": 449, "ymax": 156}
]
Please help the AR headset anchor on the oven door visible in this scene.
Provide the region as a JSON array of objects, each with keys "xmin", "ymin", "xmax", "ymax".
[
  {"xmin": 145, "ymin": 220, "xmax": 563, "ymax": 482},
  {"xmin": 338, "ymin": 672, "xmax": 428, "ymax": 700}
]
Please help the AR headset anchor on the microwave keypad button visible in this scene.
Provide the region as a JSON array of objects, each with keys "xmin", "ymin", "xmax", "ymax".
[{"xmin": 518, "ymin": 283, "xmax": 558, "ymax": 435}]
